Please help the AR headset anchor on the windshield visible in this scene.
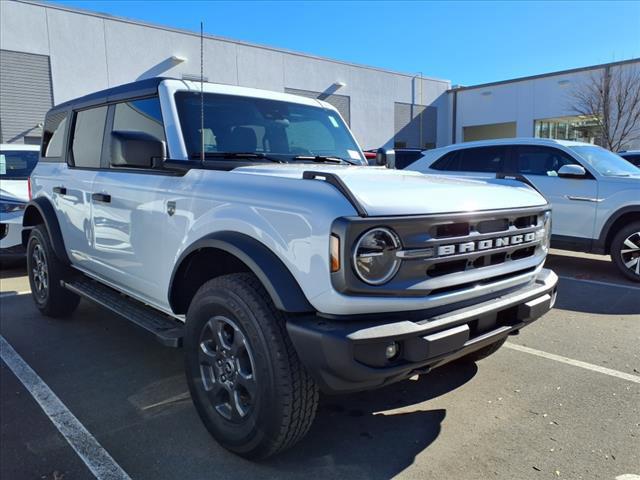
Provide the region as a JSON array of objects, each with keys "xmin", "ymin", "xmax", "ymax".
[
  {"xmin": 174, "ymin": 92, "xmax": 365, "ymax": 164},
  {"xmin": 0, "ymin": 150, "xmax": 39, "ymax": 179},
  {"xmin": 570, "ymin": 145, "xmax": 640, "ymax": 177}
]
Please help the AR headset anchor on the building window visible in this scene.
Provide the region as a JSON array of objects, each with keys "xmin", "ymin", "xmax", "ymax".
[{"xmin": 534, "ymin": 115, "xmax": 601, "ymax": 144}]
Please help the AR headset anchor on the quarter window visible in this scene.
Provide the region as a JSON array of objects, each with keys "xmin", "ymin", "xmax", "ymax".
[
  {"xmin": 515, "ymin": 146, "xmax": 577, "ymax": 176},
  {"xmin": 71, "ymin": 106, "xmax": 107, "ymax": 168}
]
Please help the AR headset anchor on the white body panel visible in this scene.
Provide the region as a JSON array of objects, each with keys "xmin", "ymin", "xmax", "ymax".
[{"xmin": 30, "ymin": 80, "xmax": 550, "ymax": 317}]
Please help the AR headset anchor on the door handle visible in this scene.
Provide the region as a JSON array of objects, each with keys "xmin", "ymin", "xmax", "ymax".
[
  {"xmin": 53, "ymin": 186, "xmax": 67, "ymax": 195},
  {"xmin": 92, "ymin": 193, "xmax": 111, "ymax": 203},
  {"xmin": 565, "ymin": 195, "xmax": 602, "ymax": 203}
]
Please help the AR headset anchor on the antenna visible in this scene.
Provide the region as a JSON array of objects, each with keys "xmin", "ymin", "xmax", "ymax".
[{"xmin": 200, "ymin": 21, "xmax": 205, "ymax": 163}]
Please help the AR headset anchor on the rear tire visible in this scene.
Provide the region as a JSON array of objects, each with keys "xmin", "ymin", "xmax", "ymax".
[
  {"xmin": 184, "ymin": 273, "xmax": 319, "ymax": 459},
  {"xmin": 459, "ymin": 337, "xmax": 507, "ymax": 363},
  {"xmin": 26, "ymin": 225, "xmax": 80, "ymax": 317},
  {"xmin": 610, "ymin": 222, "xmax": 640, "ymax": 282}
]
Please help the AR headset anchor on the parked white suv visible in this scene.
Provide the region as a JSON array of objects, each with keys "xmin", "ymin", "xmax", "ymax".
[
  {"xmin": 0, "ymin": 144, "xmax": 40, "ymax": 263},
  {"xmin": 406, "ymin": 138, "xmax": 640, "ymax": 281},
  {"xmin": 24, "ymin": 79, "xmax": 557, "ymax": 458}
]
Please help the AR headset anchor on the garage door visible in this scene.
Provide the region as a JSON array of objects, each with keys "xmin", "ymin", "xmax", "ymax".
[
  {"xmin": 394, "ymin": 102, "xmax": 437, "ymax": 149},
  {"xmin": 284, "ymin": 87, "xmax": 350, "ymax": 126},
  {"xmin": 0, "ymin": 50, "xmax": 53, "ymax": 144}
]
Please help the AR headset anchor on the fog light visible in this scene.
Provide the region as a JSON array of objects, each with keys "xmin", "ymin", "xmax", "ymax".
[{"xmin": 385, "ymin": 341, "xmax": 399, "ymax": 360}]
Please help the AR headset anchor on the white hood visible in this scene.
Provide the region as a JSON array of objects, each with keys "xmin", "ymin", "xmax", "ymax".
[{"xmin": 234, "ymin": 165, "xmax": 547, "ymax": 216}]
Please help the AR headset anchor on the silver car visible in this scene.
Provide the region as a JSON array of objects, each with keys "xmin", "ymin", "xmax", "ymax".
[{"xmin": 406, "ymin": 138, "xmax": 640, "ymax": 281}]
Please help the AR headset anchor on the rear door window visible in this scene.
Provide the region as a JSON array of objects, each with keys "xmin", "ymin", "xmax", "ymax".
[
  {"xmin": 71, "ymin": 106, "xmax": 108, "ymax": 168},
  {"xmin": 515, "ymin": 146, "xmax": 577, "ymax": 176},
  {"xmin": 0, "ymin": 150, "xmax": 39, "ymax": 179},
  {"xmin": 458, "ymin": 146, "xmax": 507, "ymax": 173}
]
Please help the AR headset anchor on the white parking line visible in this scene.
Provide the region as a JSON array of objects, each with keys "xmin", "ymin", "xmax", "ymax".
[
  {"xmin": 505, "ymin": 342, "xmax": 640, "ymax": 384},
  {"xmin": 0, "ymin": 335, "xmax": 131, "ymax": 480},
  {"xmin": 558, "ymin": 275, "xmax": 640, "ymax": 290},
  {"xmin": 0, "ymin": 291, "xmax": 31, "ymax": 298}
]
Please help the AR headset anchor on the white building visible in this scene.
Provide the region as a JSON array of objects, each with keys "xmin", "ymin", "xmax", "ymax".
[
  {"xmin": 451, "ymin": 58, "xmax": 640, "ymax": 150},
  {"xmin": 0, "ymin": 0, "xmax": 450, "ymax": 150}
]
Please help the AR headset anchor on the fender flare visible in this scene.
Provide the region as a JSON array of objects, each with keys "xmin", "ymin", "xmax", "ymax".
[
  {"xmin": 595, "ymin": 206, "xmax": 640, "ymax": 253},
  {"xmin": 168, "ymin": 231, "xmax": 314, "ymax": 314},
  {"xmin": 22, "ymin": 197, "xmax": 71, "ymax": 265}
]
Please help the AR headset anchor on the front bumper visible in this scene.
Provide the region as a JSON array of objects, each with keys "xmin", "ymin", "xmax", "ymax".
[
  {"xmin": 0, "ymin": 220, "xmax": 25, "ymax": 258},
  {"xmin": 287, "ymin": 268, "xmax": 558, "ymax": 394}
]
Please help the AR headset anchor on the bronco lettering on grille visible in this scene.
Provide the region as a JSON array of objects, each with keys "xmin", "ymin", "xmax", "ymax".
[{"xmin": 437, "ymin": 232, "xmax": 537, "ymax": 257}]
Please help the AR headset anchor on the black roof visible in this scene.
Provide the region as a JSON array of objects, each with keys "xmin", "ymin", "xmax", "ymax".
[{"xmin": 50, "ymin": 77, "xmax": 173, "ymax": 112}]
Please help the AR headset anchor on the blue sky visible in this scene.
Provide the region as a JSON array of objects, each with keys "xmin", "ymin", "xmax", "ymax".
[{"xmin": 53, "ymin": 1, "xmax": 640, "ymax": 85}]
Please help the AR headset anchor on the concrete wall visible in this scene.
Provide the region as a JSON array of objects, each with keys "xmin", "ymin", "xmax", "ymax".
[
  {"xmin": 0, "ymin": 0, "xmax": 451, "ymax": 149},
  {"xmin": 453, "ymin": 60, "xmax": 640, "ymax": 149}
]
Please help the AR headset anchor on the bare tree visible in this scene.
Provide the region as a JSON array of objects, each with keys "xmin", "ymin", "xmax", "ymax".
[{"xmin": 570, "ymin": 65, "xmax": 640, "ymax": 151}]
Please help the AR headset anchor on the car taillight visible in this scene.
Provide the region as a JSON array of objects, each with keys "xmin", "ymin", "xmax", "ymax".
[{"xmin": 28, "ymin": 177, "xmax": 32, "ymax": 200}]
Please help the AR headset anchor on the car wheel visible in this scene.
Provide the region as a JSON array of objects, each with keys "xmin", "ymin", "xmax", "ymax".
[
  {"xmin": 27, "ymin": 225, "xmax": 80, "ymax": 317},
  {"xmin": 184, "ymin": 273, "xmax": 319, "ymax": 459},
  {"xmin": 458, "ymin": 337, "xmax": 507, "ymax": 363},
  {"xmin": 611, "ymin": 221, "xmax": 640, "ymax": 282}
]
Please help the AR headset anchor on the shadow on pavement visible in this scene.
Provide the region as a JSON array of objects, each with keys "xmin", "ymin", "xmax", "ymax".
[
  {"xmin": 554, "ymin": 276, "xmax": 640, "ymax": 315},
  {"xmin": 545, "ymin": 250, "xmax": 637, "ymax": 288},
  {"xmin": 0, "ymin": 262, "xmax": 26, "ymax": 279},
  {"xmin": 265, "ymin": 362, "xmax": 477, "ymax": 479}
]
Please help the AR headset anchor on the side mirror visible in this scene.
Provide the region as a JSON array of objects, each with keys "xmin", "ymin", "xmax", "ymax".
[
  {"xmin": 375, "ymin": 148, "xmax": 396, "ymax": 169},
  {"xmin": 557, "ymin": 164, "xmax": 587, "ymax": 178},
  {"xmin": 111, "ymin": 131, "xmax": 166, "ymax": 168}
]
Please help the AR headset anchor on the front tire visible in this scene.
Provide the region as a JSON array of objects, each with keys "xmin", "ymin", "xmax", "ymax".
[
  {"xmin": 184, "ymin": 273, "xmax": 319, "ymax": 459},
  {"xmin": 610, "ymin": 222, "xmax": 640, "ymax": 282},
  {"xmin": 26, "ymin": 225, "xmax": 80, "ymax": 317}
]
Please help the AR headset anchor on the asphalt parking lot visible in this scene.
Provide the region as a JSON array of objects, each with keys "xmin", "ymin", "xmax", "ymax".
[{"xmin": 1, "ymin": 250, "xmax": 639, "ymax": 480}]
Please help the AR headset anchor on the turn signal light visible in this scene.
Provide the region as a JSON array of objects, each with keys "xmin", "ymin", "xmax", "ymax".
[{"xmin": 330, "ymin": 234, "xmax": 340, "ymax": 272}]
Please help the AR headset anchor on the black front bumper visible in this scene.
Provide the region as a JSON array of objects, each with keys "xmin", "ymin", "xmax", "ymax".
[{"xmin": 287, "ymin": 268, "xmax": 558, "ymax": 394}]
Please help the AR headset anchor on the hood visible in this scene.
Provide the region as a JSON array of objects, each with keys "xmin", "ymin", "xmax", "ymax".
[{"xmin": 233, "ymin": 165, "xmax": 547, "ymax": 216}]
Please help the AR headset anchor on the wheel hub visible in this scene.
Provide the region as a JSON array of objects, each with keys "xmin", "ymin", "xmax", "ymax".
[
  {"xmin": 31, "ymin": 243, "xmax": 48, "ymax": 299},
  {"xmin": 620, "ymin": 231, "xmax": 640, "ymax": 277},
  {"xmin": 198, "ymin": 315, "xmax": 257, "ymax": 422}
]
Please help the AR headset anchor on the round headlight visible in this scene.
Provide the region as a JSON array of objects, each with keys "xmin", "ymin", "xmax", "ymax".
[{"xmin": 353, "ymin": 228, "xmax": 401, "ymax": 285}]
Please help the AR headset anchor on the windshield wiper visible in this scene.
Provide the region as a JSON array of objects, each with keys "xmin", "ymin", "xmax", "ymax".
[
  {"xmin": 190, "ymin": 152, "xmax": 284, "ymax": 163},
  {"xmin": 292, "ymin": 155, "xmax": 358, "ymax": 165}
]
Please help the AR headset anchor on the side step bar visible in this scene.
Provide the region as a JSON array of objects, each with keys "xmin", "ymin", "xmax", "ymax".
[{"xmin": 62, "ymin": 278, "xmax": 184, "ymax": 347}]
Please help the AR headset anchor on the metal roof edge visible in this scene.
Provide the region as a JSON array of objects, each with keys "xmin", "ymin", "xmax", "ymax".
[
  {"xmin": 448, "ymin": 58, "xmax": 640, "ymax": 93},
  {"xmin": 16, "ymin": 0, "xmax": 451, "ymax": 85}
]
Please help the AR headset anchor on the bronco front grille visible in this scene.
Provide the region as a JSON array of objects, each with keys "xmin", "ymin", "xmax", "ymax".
[
  {"xmin": 331, "ymin": 206, "xmax": 549, "ymax": 297},
  {"xmin": 407, "ymin": 211, "xmax": 544, "ymax": 280}
]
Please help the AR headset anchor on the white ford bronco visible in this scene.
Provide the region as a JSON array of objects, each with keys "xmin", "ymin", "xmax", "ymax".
[{"xmin": 24, "ymin": 78, "xmax": 557, "ymax": 459}]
